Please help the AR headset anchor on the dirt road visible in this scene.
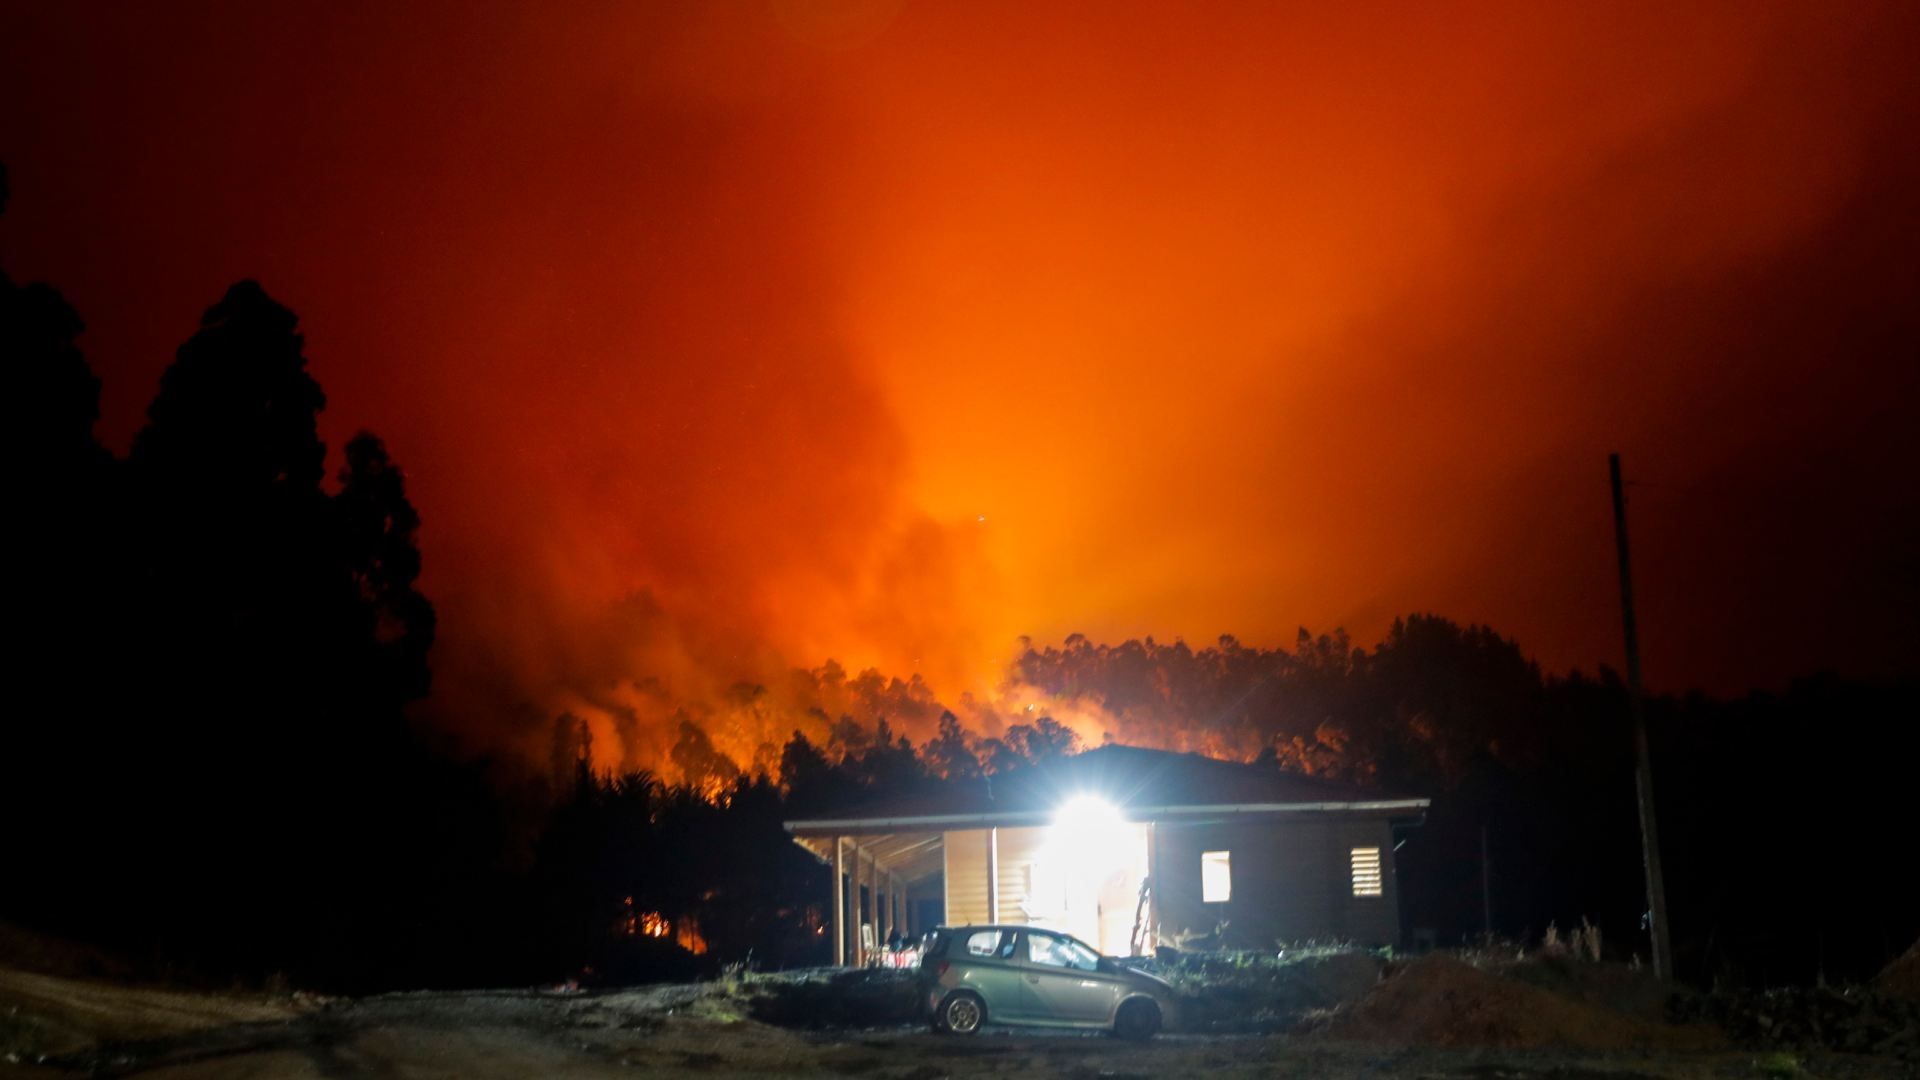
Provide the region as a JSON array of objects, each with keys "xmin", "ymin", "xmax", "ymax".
[{"xmin": 3, "ymin": 967, "xmax": 1909, "ymax": 1079}]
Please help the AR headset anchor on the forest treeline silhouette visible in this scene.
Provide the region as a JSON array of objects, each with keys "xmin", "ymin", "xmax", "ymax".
[{"xmin": 2, "ymin": 163, "xmax": 1914, "ymax": 991}]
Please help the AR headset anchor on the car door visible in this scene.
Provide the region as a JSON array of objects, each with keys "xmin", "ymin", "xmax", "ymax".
[
  {"xmin": 1017, "ymin": 930, "xmax": 1126, "ymax": 1024},
  {"xmin": 954, "ymin": 928, "xmax": 1029, "ymax": 1021}
]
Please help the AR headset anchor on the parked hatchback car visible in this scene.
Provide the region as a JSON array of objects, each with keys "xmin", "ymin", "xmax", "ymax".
[{"xmin": 919, "ymin": 925, "xmax": 1174, "ymax": 1039}]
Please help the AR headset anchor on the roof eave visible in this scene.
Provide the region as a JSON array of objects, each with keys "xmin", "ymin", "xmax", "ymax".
[{"xmin": 784, "ymin": 798, "xmax": 1432, "ymax": 835}]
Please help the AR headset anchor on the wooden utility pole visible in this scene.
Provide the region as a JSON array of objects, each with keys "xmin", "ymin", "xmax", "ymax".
[{"xmin": 1610, "ymin": 453, "xmax": 1675, "ymax": 980}]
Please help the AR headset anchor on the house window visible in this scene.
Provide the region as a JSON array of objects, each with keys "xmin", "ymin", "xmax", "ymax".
[
  {"xmin": 1350, "ymin": 846, "xmax": 1383, "ymax": 897},
  {"xmin": 1201, "ymin": 850, "xmax": 1231, "ymax": 903}
]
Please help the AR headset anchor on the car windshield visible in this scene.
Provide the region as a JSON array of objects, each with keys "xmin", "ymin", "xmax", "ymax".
[{"xmin": 1024, "ymin": 931, "xmax": 1100, "ymax": 971}]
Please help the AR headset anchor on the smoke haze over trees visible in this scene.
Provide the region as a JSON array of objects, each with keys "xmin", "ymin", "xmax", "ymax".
[{"xmin": 3, "ymin": 2, "xmax": 1915, "ymax": 774}]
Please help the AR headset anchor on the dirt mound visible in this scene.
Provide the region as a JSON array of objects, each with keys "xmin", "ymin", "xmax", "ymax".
[
  {"xmin": 1495, "ymin": 952, "xmax": 1675, "ymax": 1023},
  {"xmin": 1877, "ymin": 939, "xmax": 1920, "ymax": 1001},
  {"xmin": 1289, "ymin": 951, "xmax": 1386, "ymax": 1006},
  {"xmin": 1312, "ymin": 955, "xmax": 1705, "ymax": 1050}
]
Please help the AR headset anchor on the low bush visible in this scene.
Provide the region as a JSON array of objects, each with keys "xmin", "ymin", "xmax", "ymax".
[
  {"xmin": 746, "ymin": 968, "xmax": 923, "ymax": 1029},
  {"xmin": 1136, "ymin": 946, "xmax": 1386, "ymax": 1033}
]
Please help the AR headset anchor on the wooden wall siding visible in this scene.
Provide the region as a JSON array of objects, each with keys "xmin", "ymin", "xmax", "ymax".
[
  {"xmin": 1152, "ymin": 818, "xmax": 1400, "ymax": 949},
  {"xmin": 942, "ymin": 829, "xmax": 991, "ymax": 926},
  {"xmin": 945, "ymin": 817, "xmax": 1403, "ymax": 947},
  {"xmin": 940, "ymin": 826, "xmax": 1051, "ymax": 927},
  {"xmin": 993, "ymin": 826, "xmax": 1048, "ymax": 923}
]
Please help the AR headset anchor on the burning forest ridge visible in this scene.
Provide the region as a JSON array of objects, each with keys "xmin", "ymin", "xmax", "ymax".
[{"xmin": 544, "ymin": 619, "xmax": 1535, "ymax": 793}]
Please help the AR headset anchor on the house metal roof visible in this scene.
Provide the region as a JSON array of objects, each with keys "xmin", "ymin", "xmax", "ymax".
[{"xmin": 784, "ymin": 744, "xmax": 1428, "ymax": 836}]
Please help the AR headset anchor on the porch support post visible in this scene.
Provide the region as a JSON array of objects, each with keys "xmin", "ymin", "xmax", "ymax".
[
  {"xmin": 1144, "ymin": 822, "xmax": 1159, "ymax": 956},
  {"xmin": 832, "ymin": 836, "xmax": 846, "ymax": 967},
  {"xmin": 861, "ymin": 850, "xmax": 875, "ymax": 966},
  {"xmin": 855, "ymin": 849, "xmax": 866, "ymax": 967},
  {"xmin": 851, "ymin": 845, "xmax": 864, "ymax": 968},
  {"xmin": 870, "ymin": 853, "xmax": 879, "ymax": 962}
]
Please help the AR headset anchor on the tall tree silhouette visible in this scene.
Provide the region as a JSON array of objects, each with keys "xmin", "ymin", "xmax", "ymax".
[
  {"xmin": 1, "ymin": 163, "xmax": 117, "ymax": 918},
  {"xmin": 134, "ymin": 281, "xmax": 326, "ymax": 494},
  {"xmin": 125, "ymin": 282, "xmax": 343, "ymax": 786},
  {"xmin": 337, "ymin": 432, "xmax": 436, "ymax": 703},
  {"xmin": 922, "ymin": 710, "xmax": 982, "ymax": 780},
  {"xmin": 1, "ymin": 160, "xmax": 106, "ymax": 495},
  {"xmin": 47, "ymin": 278, "xmax": 444, "ymax": 982},
  {"xmin": 778, "ymin": 729, "xmax": 836, "ymax": 812}
]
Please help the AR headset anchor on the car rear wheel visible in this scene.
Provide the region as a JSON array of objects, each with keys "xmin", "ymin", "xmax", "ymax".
[
  {"xmin": 1113, "ymin": 998, "xmax": 1161, "ymax": 1041},
  {"xmin": 939, "ymin": 991, "xmax": 985, "ymax": 1035}
]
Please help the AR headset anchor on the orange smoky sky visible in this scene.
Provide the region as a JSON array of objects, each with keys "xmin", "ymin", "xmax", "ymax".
[{"xmin": 3, "ymin": 2, "xmax": 1916, "ymax": 765}]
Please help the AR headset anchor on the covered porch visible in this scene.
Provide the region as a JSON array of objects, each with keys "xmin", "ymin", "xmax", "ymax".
[
  {"xmin": 789, "ymin": 828, "xmax": 945, "ymax": 967},
  {"xmin": 785, "ymin": 800, "xmax": 1160, "ymax": 967}
]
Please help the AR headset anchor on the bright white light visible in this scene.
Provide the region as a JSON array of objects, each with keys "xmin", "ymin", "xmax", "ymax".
[
  {"xmin": 1054, "ymin": 794, "xmax": 1124, "ymax": 835},
  {"xmin": 1038, "ymin": 795, "xmax": 1147, "ymax": 955},
  {"xmin": 1052, "ymin": 796, "xmax": 1133, "ymax": 873}
]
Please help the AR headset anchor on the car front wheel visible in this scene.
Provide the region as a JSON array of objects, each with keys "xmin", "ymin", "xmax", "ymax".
[
  {"xmin": 1113, "ymin": 998, "xmax": 1161, "ymax": 1041},
  {"xmin": 939, "ymin": 991, "xmax": 985, "ymax": 1035}
]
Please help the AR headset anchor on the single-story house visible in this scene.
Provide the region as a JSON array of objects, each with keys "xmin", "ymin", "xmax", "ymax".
[{"xmin": 783, "ymin": 744, "xmax": 1429, "ymax": 966}]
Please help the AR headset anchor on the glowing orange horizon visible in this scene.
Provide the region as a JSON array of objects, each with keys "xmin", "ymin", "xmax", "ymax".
[{"xmin": 4, "ymin": 1, "xmax": 1914, "ymax": 777}]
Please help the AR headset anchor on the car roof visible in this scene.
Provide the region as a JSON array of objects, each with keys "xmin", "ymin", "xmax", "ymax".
[{"xmin": 937, "ymin": 924, "xmax": 1087, "ymax": 937}]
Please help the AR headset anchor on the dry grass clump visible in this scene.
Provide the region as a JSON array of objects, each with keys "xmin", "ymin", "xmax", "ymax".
[{"xmin": 1541, "ymin": 918, "xmax": 1603, "ymax": 963}]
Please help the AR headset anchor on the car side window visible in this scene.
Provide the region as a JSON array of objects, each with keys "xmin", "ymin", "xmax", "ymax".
[
  {"xmin": 963, "ymin": 930, "xmax": 1006, "ymax": 958},
  {"xmin": 1024, "ymin": 931, "xmax": 1099, "ymax": 971}
]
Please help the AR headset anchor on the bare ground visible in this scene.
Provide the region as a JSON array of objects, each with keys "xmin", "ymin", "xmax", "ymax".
[{"xmin": 3, "ymin": 966, "xmax": 1913, "ymax": 1079}]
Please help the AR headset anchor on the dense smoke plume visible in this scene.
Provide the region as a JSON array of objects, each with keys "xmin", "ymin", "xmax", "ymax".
[{"xmin": 3, "ymin": 2, "xmax": 1915, "ymax": 777}]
